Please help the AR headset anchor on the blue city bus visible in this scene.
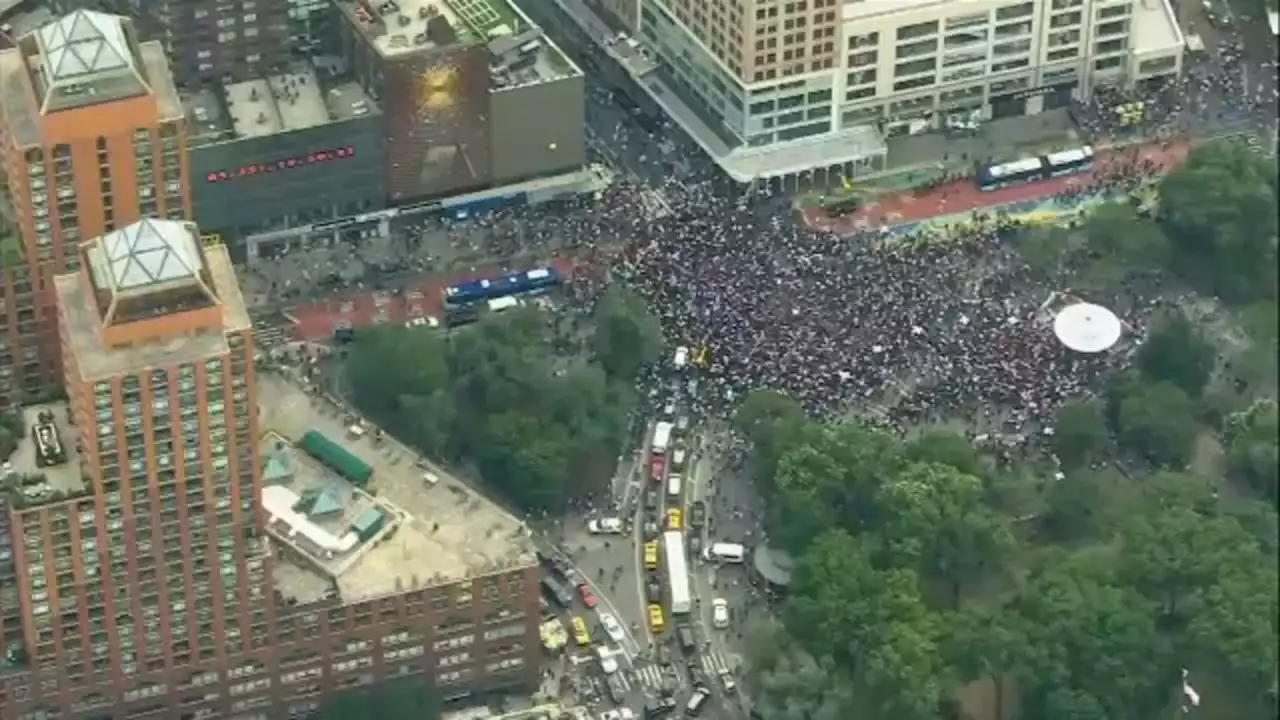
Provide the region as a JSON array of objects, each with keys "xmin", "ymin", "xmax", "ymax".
[
  {"xmin": 976, "ymin": 156, "xmax": 1048, "ymax": 191},
  {"xmin": 443, "ymin": 266, "xmax": 563, "ymax": 306},
  {"xmin": 1044, "ymin": 145, "xmax": 1095, "ymax": 178}
]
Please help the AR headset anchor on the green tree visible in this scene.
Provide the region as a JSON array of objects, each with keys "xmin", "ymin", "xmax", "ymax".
[
  {"xmin": 591, "ymin": 286, "xmax": 663, "ymax": 381},
  {"xmin": 1159, "ymin": 139, "xmax": 1278, "ymax": 303},
  {"xmin": 1039, "ymin": 468, "xmax": 1135, "ymax": 544},
  {"xmin": 1010, "ymin": 555, "xmax": 1174, "ymax": 720},
  {"xmin": 767, "ymin": 423, "xmax": 902, "ymax": 551},
  {"xmin": 735, "ymin": 389, "xmax": 809, "ymax": 485},
  {"xmin": 1050, "ymin": 397, "xmax": 1110, "ymax": 469},
  {"xmin": 1078, "ymin": 203, "xmax": 1170, "ymax": 297},
  {"xmin": 345, "ymin": 305, "xmax": 634, "ymax": 513},
  {"xmin": 874, "ymin": 462, "xmax": 1015, "ymax": 606},
  {"xmin": 941, "ymin": 606, "xmax": 1026, "ymax": 720},
  {"xmin": 1223, "ymin": 400, "xmax": 1279, "ymax": 503},
  {"xmin": 751, "ymin": 646, "xmax": 858, "ymax": 720},
  {"xmin": 1137, "ymin": 313, "xmax": 1216, "ymax": 397},
  {"xmin": 1114, "ymin": 381, "xmax": 1199, "ymax": 468},
  {"xmin": 903, "ymin": 429, "xmax": 983, "ymax": 476},
  {"xmin": 787, "ymin": 529, "xmax": 945, "ymax": 720}
]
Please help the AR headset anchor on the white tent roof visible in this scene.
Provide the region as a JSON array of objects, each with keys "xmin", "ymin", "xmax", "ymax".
[
  {"xmin": 1054, "ymin": 302, "xmax": 1122, "ymax": 353},
  {"xmin": 37, "ymin": 10, "xmax": 133, "ymax": 82}
]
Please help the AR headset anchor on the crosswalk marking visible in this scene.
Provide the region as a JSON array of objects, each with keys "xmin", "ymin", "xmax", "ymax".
[
  {"xmin": 701, "ymin": 650, "xmax": 730, "ymax": 676},
  {"xmin": 616, "ymin": 651, "xmax": 734, "ymax": 693}
]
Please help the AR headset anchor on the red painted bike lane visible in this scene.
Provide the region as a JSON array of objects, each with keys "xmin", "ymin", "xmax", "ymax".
[
  {"xmin": 285, "ymin": 256, "xmax": 579, "ymax": 342},
  {"xmin": 802, "ymin": 139, "xmax": 1190, "ymax": 234}
]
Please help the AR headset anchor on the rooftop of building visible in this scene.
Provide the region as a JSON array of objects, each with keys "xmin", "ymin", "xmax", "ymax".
[
  {"xmin": 183, "ymin": 60, "xmax": 379, "ymax": 146},
  {"xmin": 1132, "ymin": 0, "xmax": 1184, "ymax": 54},
  {"xmin": 257, "ymin": 375, "xmax": 537, "ymax": 605},
  {"xmin": 0, "ymin": 0, "xmax": 55, "ymax": 49},
  {"xmin": 487, "ymin": 23, "xmax": 580, "ymax": 89},
  {"xmin": 55, "ymin": 220, "xmax": 251, "ymax": 381},
  {"xmin": 1, "ymin": 402, "xmax": 90, "ymax": 510},
  {"xmin": 0, "ymin": 10, "xmax": 182, "ymax": 147},
  {"xmin": 337, "ymin": 0, "xmax": 517, "ymax": 58}
]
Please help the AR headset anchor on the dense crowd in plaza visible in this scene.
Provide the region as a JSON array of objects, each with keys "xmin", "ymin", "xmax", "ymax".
[
  {"xmin": 247, "ymin": 25, "xmax": 1275, "ymax": 446},
  {"xmin": 1071, "ymin": 37, "xmax": 1276, "ymax": 142},
  {"xmin": 596, "ymin": 180, "xmax": 1134, "ymax": 437}
]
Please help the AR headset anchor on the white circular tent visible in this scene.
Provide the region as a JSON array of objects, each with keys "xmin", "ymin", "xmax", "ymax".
[{"xmin": 1054, "ymin": 302, "xmax": 1122, "ymax": 353}]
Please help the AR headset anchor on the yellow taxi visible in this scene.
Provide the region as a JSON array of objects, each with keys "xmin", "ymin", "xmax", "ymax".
[
  {"xmin": 666, "ymin": 507, "xmax": 682, "ymax": 531},
  {"xmin": 570, "ymin": 616, "xmax": 591, "ymax": 646},
  {"xmin": 647, "ymin": 604, "xmax": 666, "ymax": 633},
  {"xmin": 643, "ymin": 540, "xmax": 660, "ymax": 570}
]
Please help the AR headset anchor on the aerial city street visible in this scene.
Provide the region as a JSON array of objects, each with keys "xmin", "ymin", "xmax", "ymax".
[{"xmin": 0, "ymin": 0, "xmax": 1274, "ymax": 719}]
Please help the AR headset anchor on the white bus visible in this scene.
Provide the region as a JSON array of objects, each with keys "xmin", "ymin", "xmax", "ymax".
[{"xmin": 703, "ymin": 542, "xmax": 746, "ymax": 564}]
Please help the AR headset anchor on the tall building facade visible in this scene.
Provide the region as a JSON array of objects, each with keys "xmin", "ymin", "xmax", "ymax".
[
  {"xmin": 0, "ymin": 217, "xmax": 542, "ymax": 719},
  {"xmin": 337, "ymin": 0, "xmax": 585, "ymax": 202},
  {"xmin": 0, "ymin": 9, "xmax": 190, "ymax": 404},
  {"xmin": 635, "ymin": 0, "xmax": 1184, "ymax": 161},
  {"xmin": 115, "ymin": 0, "xmax": 291, "ymax": 86}
]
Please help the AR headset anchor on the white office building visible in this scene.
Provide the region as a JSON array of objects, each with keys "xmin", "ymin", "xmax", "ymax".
[{"xmin": 627, "ymin": 0, "xmax": 1185, "ymax": 183}]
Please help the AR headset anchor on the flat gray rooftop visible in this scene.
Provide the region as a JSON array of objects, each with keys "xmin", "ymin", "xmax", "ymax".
[
  {"xmin": 1132, "ymin": 0, "xmax": 1184, "ymax": 54},
  {"xmin": 260, "ymin": 431, "xmax": 414, "ymax": 604},
  {"xmin": 488, "ymin": 27, "xmax": 580, "ymax": 89},
  {"xmin": 223, "ymin": 68, "xmax": 329, "ymax": 139},
  {"xmin": 55, "ymin": 243, "xmax": 251, "ymax": 382},
  {"xmin": 1, "ymin": 6, "xmax": 55, "ymax": 40},
  {"xmin": 3, "ymin": 402, "xmax": 88, "ymax": 507},
  {"xmin": 257, "ymin": 375, "xmax": 537, "ymax": 604}
]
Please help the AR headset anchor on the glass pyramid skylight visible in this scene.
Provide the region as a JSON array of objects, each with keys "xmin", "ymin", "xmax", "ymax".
[
  {"xmin": 37, "ymin": 10, "xmax": 133, "ymax": 83},
  {"xmin": 101, "ymin": 219, "xmax": 203, "ymax": 292}
]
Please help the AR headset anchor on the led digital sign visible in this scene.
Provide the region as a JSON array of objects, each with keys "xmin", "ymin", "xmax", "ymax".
[{"xmin": 205, "ymin": 146, "xmax": 356, "ymax": 183}]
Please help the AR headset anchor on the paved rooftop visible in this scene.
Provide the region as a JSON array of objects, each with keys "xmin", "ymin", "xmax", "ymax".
[
  {"xmin": 224, "ymin": 68, "xmax": 330, "ymax": 138},
  {"xmin": 55, "ymin": 242, "xmax": 251, "ymax": 381},
  {"xmin": 2, "ymin": 402, "xmax": 87, "ymax": 507},
  {"xmin": 1132, "ymin": 0, "xmax": 1185, "ymax": 54},
  {"xmin": 184, "ymin": 64, "xmax": 378, "ymax": 144},
  {"xmin": 488, "ymin": 25, "xmax": 579, "ymax": 88},
  {"xmin": 256, "ymin": 375, "xmax": 537, "ymax": 604}
]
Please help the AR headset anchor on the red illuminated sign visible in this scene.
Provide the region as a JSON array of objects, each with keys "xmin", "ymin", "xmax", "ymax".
[{"xmin": 205, "ymin": 146, "xmax": 356, "ymax": 183}]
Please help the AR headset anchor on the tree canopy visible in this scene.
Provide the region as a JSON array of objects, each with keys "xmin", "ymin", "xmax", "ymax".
[
  {"xmin": 739, "ymin": 389, "xmax": 1278, "ymax": 719},
  {"xmin": 1159, "ymin": 140, "xmax": 1278, "ymax": 304},
  {"xmin": 344, "ymin": 299, "xmax": 659, "ymax": 513}
]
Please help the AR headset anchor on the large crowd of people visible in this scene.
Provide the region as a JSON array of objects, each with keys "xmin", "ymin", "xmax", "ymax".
[{"xmin": 248, "ymin": 19, "xmax": 1275, "ymax": 445}]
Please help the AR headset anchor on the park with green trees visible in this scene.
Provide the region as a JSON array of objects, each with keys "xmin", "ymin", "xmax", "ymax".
[
  {"xmin": 337, "ymin": 139, "xmax": 1276, "ymax": 719},
  {"xmin": 343, "ymin": 286, "xmax": 663, "ymax": 514},
  {"xmin": 737, "ymin": 139, "xmax": 1277, "ymax": 720}
]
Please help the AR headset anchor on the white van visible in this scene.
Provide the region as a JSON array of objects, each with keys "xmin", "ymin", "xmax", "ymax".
[
  {"xmin": 666, "ymin": 473, "xmax": 682, "ymax": 498},
  {"xmin": 704, "ymin": 542, "xmax": 746, "ymax": 564},
  {"xmin": 673, "ymin": 346, "xmax": 689, "ymax": 369}
]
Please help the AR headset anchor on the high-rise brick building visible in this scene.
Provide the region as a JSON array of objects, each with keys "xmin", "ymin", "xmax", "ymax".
[
  {"xmin": 110, "ymin": 0, "xmax": 291, "ymax": 86},
  {"xmin": 0, "ymin": 9, "xmax": 190, "ymax": 404},
  {"xmin": 0, "ymin": 216, "xmax": 541, "ymax": 719}
]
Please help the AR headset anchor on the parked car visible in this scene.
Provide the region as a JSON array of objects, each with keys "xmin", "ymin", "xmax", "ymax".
[
  {"xmin": 689, "ymin": 500, "xmax": 707, "ymax": 529},
  {"xmin": 579, "ymin": 584, "xmax": 599, "ymax": 608}
]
